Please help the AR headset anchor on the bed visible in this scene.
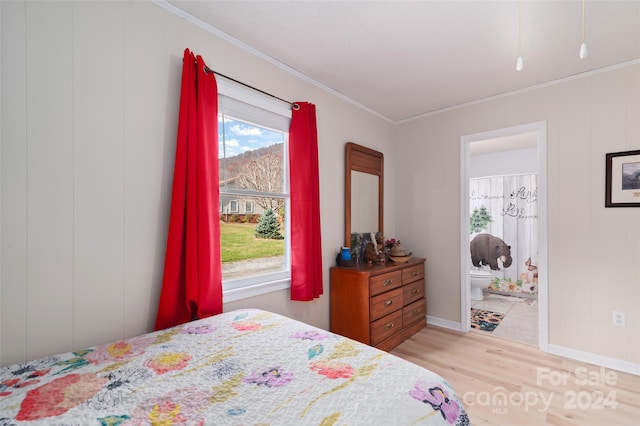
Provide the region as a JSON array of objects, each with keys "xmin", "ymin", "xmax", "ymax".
[{"xmin": 0, "ymin": 309, "xmax": 469, "ymax": 425}]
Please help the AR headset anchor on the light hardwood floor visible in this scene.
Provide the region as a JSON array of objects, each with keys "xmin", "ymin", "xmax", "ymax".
[{"xmin": 391, "ymin": 325, "xmax": 640, "ymax": 425}]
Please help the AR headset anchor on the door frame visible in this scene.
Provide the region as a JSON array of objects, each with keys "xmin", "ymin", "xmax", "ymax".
[{"xmin": 459, "ymin": 121, "xmax": 548, "ymax": 351}]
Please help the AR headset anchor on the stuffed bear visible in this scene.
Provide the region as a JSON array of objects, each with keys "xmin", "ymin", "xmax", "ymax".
[
  {"xmin": 470, "ymin": 233, "xmax": 513, "ymax": 271},
  {"xmin": 364, "ymin": 242, "xmax": 378, "ymax": 263},
  {"xmin": 365, "ymin": 235, "xmax": 386, "ymax": 264}
]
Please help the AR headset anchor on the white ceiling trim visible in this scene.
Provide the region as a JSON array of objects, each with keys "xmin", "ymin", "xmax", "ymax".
[
  {"xmin": 153, "ymin": 0, "xmax": 639, "ymax": 127},
  {"xmin": 397, "ymin": 58, "xmax": 640, "ymax": 125},
  {"xmin": 150, "ymin": 0, "xmax": 393, "ymax": 123}
]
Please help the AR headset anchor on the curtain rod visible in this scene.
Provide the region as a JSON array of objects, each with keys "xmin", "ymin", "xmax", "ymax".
[{"xmin": 204, "ymin": 66, "xmax": 300, "ymax": 110}]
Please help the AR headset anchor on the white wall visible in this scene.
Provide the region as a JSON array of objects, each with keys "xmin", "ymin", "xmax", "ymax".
[
  {"xmin": 395, "ymin": 64, "xmax": 640, "ymax": 367},
  {"xmin": 0, "ymin": 1, "xmax": 396, "ymax": 366}
]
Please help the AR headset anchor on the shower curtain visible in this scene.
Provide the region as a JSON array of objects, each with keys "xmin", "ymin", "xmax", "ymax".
[{"xmin": 470, "ymin": 174, "xmax": 538, "ymax": 294}]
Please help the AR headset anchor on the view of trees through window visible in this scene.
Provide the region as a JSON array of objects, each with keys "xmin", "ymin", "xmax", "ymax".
[{"xmin": 218, "ymin": 115, "xmax": 287, "ymax": 282}]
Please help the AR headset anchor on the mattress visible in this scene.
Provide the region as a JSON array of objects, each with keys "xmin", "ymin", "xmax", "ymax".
[{"xmin": 0, "ymin": 309, "xmax": 469, "ymax": 425}]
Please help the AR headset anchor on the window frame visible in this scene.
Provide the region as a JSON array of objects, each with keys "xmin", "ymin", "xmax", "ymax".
[{"xmin": 217, "ymin": 79, "xmax": 292, "ymax": 303}]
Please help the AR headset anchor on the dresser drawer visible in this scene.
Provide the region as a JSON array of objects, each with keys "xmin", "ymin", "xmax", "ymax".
[
  {"xmin": 403, "ymin": 298, "xmax": 426, "ymax": 327},
  {"xmin": 369, "ymin": 270, "xmax": 402, "ymax": 296},
  {"xmin": 403, "ymin": 279, "xmax": 425, "ymax": 305},
  {"xmin": 370, "ymin": 310, "xmax": 403, "ymax": 346},
  {"xmin": 370, "ymin": 288, "xmax": 403, "ymax": 322},
  {"xmin": 402, "ymin": 263, "xmax": 425, "ymax": 284}
]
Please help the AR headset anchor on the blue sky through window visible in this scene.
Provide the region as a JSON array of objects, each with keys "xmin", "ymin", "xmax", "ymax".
[{"xmin": 219, "ymin": 117, "xmax": 284, "ymax": 159}]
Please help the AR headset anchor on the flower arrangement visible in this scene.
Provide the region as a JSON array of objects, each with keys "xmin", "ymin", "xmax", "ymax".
[{"xmin": 384, "ymin": 238, "xmax": 398, "ymax": 252}]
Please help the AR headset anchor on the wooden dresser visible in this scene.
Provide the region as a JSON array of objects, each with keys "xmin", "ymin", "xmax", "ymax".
[{"xmin": 330, "ymin": 257, "xmax": 426, "ymax": 351}]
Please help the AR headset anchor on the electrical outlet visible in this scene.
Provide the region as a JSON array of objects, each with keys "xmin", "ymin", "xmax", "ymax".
[{"xmin": 612, "ymin": 311, "xmax": 625, "ymax": 327}]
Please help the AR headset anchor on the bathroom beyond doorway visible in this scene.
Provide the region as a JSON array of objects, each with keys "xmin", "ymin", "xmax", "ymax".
[
  {"xmin": 460, "ymin": 121, "xmax": 548, "ymax": 350},
  {"xmin": 471, "ymin": 293, "xmax": 538, "ymax": 346}
]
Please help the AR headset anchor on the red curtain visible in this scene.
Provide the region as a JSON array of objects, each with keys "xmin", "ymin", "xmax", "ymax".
[
  {"xmin": 289, "ymin": 102, "xmax": 323, "ymax": 301},
  {"xmin": 155, "ymin": 49, "xmax": 222, "ymax": 330}
]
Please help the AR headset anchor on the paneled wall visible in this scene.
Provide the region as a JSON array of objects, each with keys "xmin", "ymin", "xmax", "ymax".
[
  {"xmin": 0, "ymin": 1, "xmax": 395, "ymax": 365},
  {"xmin": 1, "ymin": 1, "xmax": 174, "ymax": 364},
  {"xmin": 395, "ymin": 63, "xmax": 640, "ymax": 368}
]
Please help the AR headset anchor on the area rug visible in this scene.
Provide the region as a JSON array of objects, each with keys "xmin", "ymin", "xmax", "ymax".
[{"xmin": 470, "ymin": 308, "xmax": 504, "ymax": 332}]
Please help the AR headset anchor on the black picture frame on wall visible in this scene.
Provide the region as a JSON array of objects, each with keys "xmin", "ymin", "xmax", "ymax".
[{"xmin": 605, "ymin": 149, "xmax": 640, "ymax": 207}]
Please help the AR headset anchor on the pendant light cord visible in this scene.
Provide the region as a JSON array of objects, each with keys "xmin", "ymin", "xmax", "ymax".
[
  {"xmin": 516, "ymin": 1, "xmax": 523, "ymax": 71},
  {"xmin": 579, "ymin": 0, "xmax": 588, "ymax": 59},
  {"xmin": 581, "ymin": 0, "xmax": 586, "ymax": 43},
  {"xmin": 518, "ymin": 1, "xmax": 522, "ymax": 55}
]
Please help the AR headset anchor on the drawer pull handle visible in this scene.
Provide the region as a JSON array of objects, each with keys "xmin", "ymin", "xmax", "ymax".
[
  {"xmin": 412, "ymin": 289, "xmax": 420, "ymax": 295},
  {"xmin": 413, "ymin": 309, "xmax": 422, "ymax": 315},
  {"xmin": 384, "ymin": 322, "xmax": 395, "ymax": 330},
  {"xmin": 384, "ymin": 300, "xmax": 393, "ymax": 307},
  {"xmin": 411, "ymin": 271, "xmax": 419, "ymax": 277},
  {"xmin": 383, "ymin": 279, "xmax": 393, "ymax": 286}
]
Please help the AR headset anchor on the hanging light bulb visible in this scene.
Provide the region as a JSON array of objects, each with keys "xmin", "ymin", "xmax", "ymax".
[
  {"xmin": 516, "ymin": 1, "xmax": 523, "ymax": 71},
  {"xmin": 579, "ymin": 42, "xmax": 588, "ymax": 59},
  {"xmin": 579, "ymin": 0, "xmax": 588, "ymax": 59}
]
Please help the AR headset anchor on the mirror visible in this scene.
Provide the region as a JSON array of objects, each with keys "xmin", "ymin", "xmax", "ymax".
[
  {"xmin": 351, "ymin": 171, "xmax": 379, "ymax": 233},
  {"xmin": 345, "ymin": 142, "xmax": 384, "ymax": 246}
]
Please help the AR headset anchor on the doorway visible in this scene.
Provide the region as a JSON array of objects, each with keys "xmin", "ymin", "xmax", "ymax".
[{"xmin": 460, "ymin": 122, "xmax": 548, "ymax": 351}]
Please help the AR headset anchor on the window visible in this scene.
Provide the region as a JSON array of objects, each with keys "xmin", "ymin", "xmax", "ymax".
[{"xmin": 217, "ymin": 80, "xmax": 292, "ymax": 302}]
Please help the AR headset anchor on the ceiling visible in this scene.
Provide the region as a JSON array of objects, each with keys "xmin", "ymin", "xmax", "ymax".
[{"xmin": 167, "ymin": 0, "xmax": 640, "ymax": 123}]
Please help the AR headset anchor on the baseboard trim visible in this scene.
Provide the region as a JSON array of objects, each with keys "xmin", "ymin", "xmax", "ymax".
[
  {"xmin": 548, "ymin": 344, "xmax": 640, "ymax": 376},
  {"xmin": 427, "ymin": 315, "xmax": 639, "ymax": 376},
  {"xmin": 426, "ymin": 315, "xmax": 462, "ymax": 331}
]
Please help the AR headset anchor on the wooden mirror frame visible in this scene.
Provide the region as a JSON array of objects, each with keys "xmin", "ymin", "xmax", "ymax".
[{"xmin": 345, "ymin": 142, "xmax": 384, "ymax": 247}]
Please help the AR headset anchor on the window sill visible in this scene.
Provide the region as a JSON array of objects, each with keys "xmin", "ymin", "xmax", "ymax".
[{"xmin": 223, "ymin": 277, "xmax": 290, "ymax": 303}]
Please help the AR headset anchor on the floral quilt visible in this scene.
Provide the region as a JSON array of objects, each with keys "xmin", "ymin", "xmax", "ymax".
[{"xmin": 0, "ymin": 309, "xmax": 469, "ymax": 425}]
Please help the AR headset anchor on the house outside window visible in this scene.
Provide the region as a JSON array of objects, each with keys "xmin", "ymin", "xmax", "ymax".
[{"xmin": 218, "ymin": 80, "xmax": 292, "ymax": 302}]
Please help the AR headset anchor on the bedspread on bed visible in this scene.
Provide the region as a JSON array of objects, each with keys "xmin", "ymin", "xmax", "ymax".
[{"xmin": 0, "ymin": 309, "xmax": 469, "ymax": 425}]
